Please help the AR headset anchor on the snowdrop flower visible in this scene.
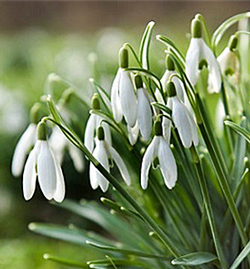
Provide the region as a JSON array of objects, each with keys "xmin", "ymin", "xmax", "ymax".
[
  {"xmin": 167, "ymin": 82, "xmax": 198, "ymax": 148},
  {"xmin": 89, "ymin": 126, "xmax": 131, "ymax": 192},
  {"xmin": 84, "ymin": 93, "xmax": 111, "ymax": 152},
  {"xmin": 141, "ymin": 120, "xmax": 177, "ymax": 190},
  {"xmin": 217, "ymin": 35, "xmax": 239, "ymax": 84},
  {"xmin": 186, "ymin": 18, "xmax": 221, "ymax": 93},
  {"xmin": 111, "ymin": 47, "xmax": 137, "ymax": 127},
  {"xmin": 23, "ymin": 122, "xmax": 65, "ymax": 202},
  {"xmin": 135, "ymin": 75, "xmax": 152, "ymax": 141},
  {"xmin": 11, "ymin": 104, "xmax": 40, "ymax": 177},
  {"xmin": 127, "ymin": 122, "xmax": 139, "ymax": 146},
  {"xmin": 50, "ymin": 126, "xmax": 84, "ymax": 172}
]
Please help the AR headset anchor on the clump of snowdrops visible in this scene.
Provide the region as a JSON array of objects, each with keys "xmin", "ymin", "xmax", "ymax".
[{"xmin": 11, "ymin": 12, "xmax": 250, "ymax": 269}]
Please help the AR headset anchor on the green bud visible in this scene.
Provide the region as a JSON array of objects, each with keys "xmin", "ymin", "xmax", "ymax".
[
  {"xmin": 154, "ymin": 120, "xmax": 162, "ymax": 136},
  {"xmin": 167, "ymin": 81, "xmax": 177, "ymax": 97},
  {"xmin": 91, "ymin": 93, "xmax": 100, "ymax": 110},
  {"xmin": 97, "ymin": 126, "xmax": 105, "ymax": 140},
  {"xmin": 191, "ymin": 19, "xmax": 202, "ymax": 38},
  {"xmin": 198, "ymin": 59, "xmax": 208, "ymax": 70},
  {"xmin": 228, "ymin": 35, "xmax": 238, "ymax": 51},
  {"xmin": 165, "ymin": 55, "xmax": 175, "ymax": 71},
  {"xmin": 134, "ymin": 74, "xmax": 143, "ymax": 89},
  {"xmin": 37, "ymin": 122, "xmax": 47, "ymax": 141},
  {"xmin": 30, "ymin": 104, "xmax": 40, "ymax": 124},
  {"xmin": 119, "ymin": 47, "xmax": 129, "ymax": 68}
]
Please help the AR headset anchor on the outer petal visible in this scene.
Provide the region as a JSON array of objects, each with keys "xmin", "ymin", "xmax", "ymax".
[
  {"xmin": 127, "ymin": 122, "xmax": 139, "ymax": 146},
  {"xmin": 186, "ymin": 38, "xmax": 201, "ymax": 86},
  {"xmin": 161, "ymin": 70, "xmax": 172, "ymax": 92},
  {"xmin": 90, "ymin": 140, "xmax": 110, "ymax": 192},
  {"xmin": 23, "ymin": 141, "xmax": 40, "ymax": 200},
  {"xmin": 68, "ymin": 143, "xmax": 85, "ymax": 172},
  {"xmin": 201, "ymin": 39, "xmax": 221, "ymax": 93},
  {"xmin": 172, "ymin": 97, "xmax": 193, "ymax": 148},
  {"xmin": 158, "ymin": 137, "xmax": 177, "ymax": 189},
  {"xmin": 172, "ymin": 76, "xmax": 185, "ymax": 102},
  {"xmin": 137, "ymin": 88, "xmax": 152, "ymax": 141},
  {"xmin": 185, "ymin": 106, "xmax": 199, "ymax": 146},
  {"xmin": 109, "ymin": 146, "xmax": 131, "ymax": 186},
  {"xmin": 84, "ymin": 114, "xmax": 97, "ymax": 153},
  {"xmin": 162, "ymin": 116, "xmax": 172, "ymax": 144},
  {"xmin": 140, "ymin": 136, "xmax": 159, "ymax": 189},
  {"xmin": 102, "ymin": 121, "xmax": 112, "ymax": 146},
  {"xmin": 111, "ymin": 68, "xmax": 123, "ymax": 123},
  {"xmin": 120, "ymin": 71, "xmax": 137, "ymax": 127},
  {"xmin": 12, "ymin": 123, "xmax": 36, "ymax": 177},
  {"xmin": 37, "ymin": 141, "xmax": 57, "ymax": 200},
  {"xmin": 52, "ymin": 152, "xmax": 65, "ymax": 203}
]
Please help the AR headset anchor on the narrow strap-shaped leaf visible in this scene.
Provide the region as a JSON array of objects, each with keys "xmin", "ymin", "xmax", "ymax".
[
  {"xmin": 230, "ymin": 241, "xmax": 250, "ymax": 269},
  {"xmin": 224, "ymin": 119, "xmax": 250, "ymax": 144},
  {"xmin": 171, "ymin": 252, "xmax": 218, "ymax": 266}
]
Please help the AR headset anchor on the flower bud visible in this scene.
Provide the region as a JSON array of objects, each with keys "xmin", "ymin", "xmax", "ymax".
[
  {"xmin": 119, "ymin": 47, "xmax": 129, "ymax": 68},
  {"xmin": 37, "ymin": 122, "xmax": 47, "ymax": 141},
  {"xmin": 191, "ymin": 19, "xmax": 202, "ymax": 38},
  {"xmin": 91, "ymin": 93, "xmax": 100, "ymax": 110}
]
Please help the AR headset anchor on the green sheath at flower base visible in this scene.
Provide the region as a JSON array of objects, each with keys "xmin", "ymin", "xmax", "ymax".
[
  {"xmin": 37, "ymin": 122, "xmax": 47, "ymax": 141},
  {"xmin": 228, "ymin": 35, "xmax": 238, "ymax": 51},
  {"xmin": 135, "ymin": 74, "xmax": 143, "ymax": 89},
  {"xmin": 167, "ymin": 81, "xmax": 177, "ymax": 97},
  {"xmin": 91, "ymin": 93, "xmax": 100, "ymax": 110},
  {"xmin": 97, "ymin": 126, "xmax": 105, "ymax": 140},
  {"xmin": 191, "ymin": 19, "xmax": 202, "ymax": 38},
  {"xmin": 154, "ymin": 120, "xmax": 162, "ymax": 136},
  {"xmin": 119, "ymin": 47, "xmax": 129, "ymax": 68},
  {"xmin": 30, "ymin": 104, "xmax": 40, "ymax": 124},
  {"xmin": 166, "ymin": 55, "xmax": 175, "ymax": 71}
]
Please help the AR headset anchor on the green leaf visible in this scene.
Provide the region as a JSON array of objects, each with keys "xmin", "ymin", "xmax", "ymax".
[
  {"xmin": 139, "ymin": 21, "xmax": 155, "ymax": 70},
  {"xmin": 224, "ymin": 119, "xmax": 250, "ymax": 144},
  {"xmin": 171, "ymin": 252, "xmax": 217, "ymax": 266},
  {"xmin": 151, "ymin": 102, "xmax": 172, "ymax": 117},
  {"xmin": 230, "ymin": 240, "xmax": 250, "ymax": 269}
]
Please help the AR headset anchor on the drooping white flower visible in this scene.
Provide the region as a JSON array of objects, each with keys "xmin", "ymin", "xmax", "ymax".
[
  {"xmin": 84, "ymin": 94, "xmax": 111, "ymax": 152},
  {"xmin": 167, "ymin": 82, "xmax": 198, "ymax": 148},
  {"xmin": 111, "ymin": 47, "xmax": 137, "ymax": 127},
  {"xmin": 186, "ymin": 18, "xmax": 221, "ymax": 93},
  {"xmin": 89, "ymin": 126, "xmax": 131, "ymax": 192},
  {"xmin": 127, "ymin": 122, "xmax": 139, "ymax": 146},
  {"xmin": 50, "ymin": 126, "xmax": 84, "ymax": 172},
  {"xmin": 141, "ymin": 120, "xmax": 177, "ymax": 190},
  {"xmin": 23, "ymin": 122, "xmax": 65, "ymax": 202}
]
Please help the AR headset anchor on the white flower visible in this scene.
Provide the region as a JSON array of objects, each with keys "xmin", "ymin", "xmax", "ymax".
[
  {"xmin": 23, "ymin": 122, "xmax": 65, "ymax": 202},
  {"xmin": 89, "ymin": 127, "xmax": 131, "ymax": 192},
  {"xmin": 50, "ymin": 126, "xmax": 84, "ymax": 172},
  {"xmin": 167, "ymin": 82, "xmax": 198, "ymax": 148},
  {"xmin": 12, "ymin": 123, "xmax": 37, "ymax": 177},
  {"xmin": 141, "ymin": 121, "xmax": 177, "ymax": 190},
  {"xmin": 186, "ymin": 19, "xmax": 221, "ymax": 93},
  {"xmin": 127, "ymin": 122, "xmax": 139, "ymax": 146}
]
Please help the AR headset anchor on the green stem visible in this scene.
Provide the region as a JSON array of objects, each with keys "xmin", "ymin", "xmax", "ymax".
[{"xmin": 191, "ymin": 146, "xmax": 228, "ymax": 269}]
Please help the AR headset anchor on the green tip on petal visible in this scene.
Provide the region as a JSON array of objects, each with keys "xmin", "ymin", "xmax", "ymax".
[
  {"xmin": 154, "ymin": 120, "xmax": 162, "ymax": 136},
  {"xmin": 37, "ymin": 122, "xmax": 47, "ymax": 141},
  {"xmin": 30, "ymin": 104, "xmax": 40, "ymax": 124},
  {"xmin": 91, "ymin": 93, "xmax": 100, "ymax": 110},
  {"xmin": 191, "ymin": 19, "xmax": 202, "ymax": 38},
  {"xmin": 97, "ymin": 126, "xmax": 105, "ymax": 140},
  {"xmin": 228, "ymin": 35, "xmax": 238, "ymax": 51},
  {"xmin": 134, "ymin": 74, "xmax": 143, "ymax": 89},
  {"xmin": 119, "ymin": 47, "xmax": 129, "ymax": 68},
  {"xmin": 167, "ymin": 81, "xmax": 177, "ymax": 97},
  {"xmin": 198, "ymin": 59, "xmax": 208, "ymax": 70},
  {"xmin": 166, "ymin": 55, "xmax": 175, "ymax": 71}
]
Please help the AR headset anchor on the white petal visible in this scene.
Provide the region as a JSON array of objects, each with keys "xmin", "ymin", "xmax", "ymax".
[
  {"xmin": 68, "ymin": 143, "xmax": 85, "ymax": 172},
  {"xmin": 37, "ymin": 141, "xmax": 57, "ymax": 200},
  {"xmin": 161, "ymin": 70, "xmax": 172, "ymax": 92},
  {"xmin": 158, "ymin": 137, "xmax": 177, "ymax": 189},
  {"xmin": 110, "ymin": 146, "xmax": 131, "ymax": 186},
  {"xmin": 185, "ymin": 106, "xmax": 199, "ymax": 146},
  {"xmin": 186, "ymin": 38, "xmax": 201, "ymax": 86},
  {"xmin": 137, "ymin": 88, "xmax": 152, "ymax": 141},
  {"xmin": 141, "ymin": 136, "xmax": 159, "ymax": 189},
  {"xmin": 52, "ymin": 152, "xmax": 65, "ymax": 202},
  {"xmin": 127, "ymin": 122, "xmax": 139, "ymax": 146},
  {"xmin": 111, "ymin": 69, "xmax": 123, "ymax": 123},
  {"xmin": 172, "ymin": 76, "xmax": 185, "ymax": 102},
  {"xmin": 202, "ymin": 40, "xmax": 221, "ymax": 93},
  {"xmin": 12, "ymin": 123, "xmax": 36, "ymax": 177},
  {"xmin": 172, "ymin": 97, "xmax": 193, "ymax": 148},
  {"xmin": 23, "ymin": 141, "xmax": 40, "ymax": 200},
  {"xmin": 102, "ymin": 121, "xmax": 112, "ymax": 145},
  {"xmin": 162, "ymin": 116, "xmax": 172, "ymax": 144},
  {"xmin": 84, "ymin": 114, "xmax": 97, "ymax": 153},
  {"xmin": 120, "ymin": 71, "xmax": 137, "ymax": 127},
  {"xmin": 90, "ymin": 141, "xmax": 110, "ymax": 192},
  {"xmin": 155, "ymin": 88, "xmax": 165, "ymax": 104}
]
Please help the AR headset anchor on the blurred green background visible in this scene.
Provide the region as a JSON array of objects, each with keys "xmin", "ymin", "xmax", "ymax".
[{"xmin": 0, "ymin": 1, "xmax": 250, "ymax": 268}]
